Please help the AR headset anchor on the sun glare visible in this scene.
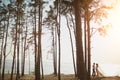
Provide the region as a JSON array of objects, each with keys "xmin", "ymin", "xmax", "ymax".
[
  {"xmin": 92, "ymin": 0, "xmax": 120, "ymax": 76},
  {"xmin": 108, "ymin": 0, "xmax": 120, "ymax": 36}
]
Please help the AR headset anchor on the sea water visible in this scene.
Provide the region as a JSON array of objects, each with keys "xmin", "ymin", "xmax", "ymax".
[
  {"xmin": 98, "ymin": 63, "xmax": 120, "ymax": 76},
  {"xmin": 2, "ymin": 60, "xmax": 120, "ymax": 77}
]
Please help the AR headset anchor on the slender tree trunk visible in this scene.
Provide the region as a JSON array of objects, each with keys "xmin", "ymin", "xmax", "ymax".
[
  {"xmin": 41, "ymin": 55, "xmax": 44, "ymax": 79},
  {"xmin": 84, "ymin": 4, "xmax": 88, "ymax": 80},
  {"xmin": 10, "ymin": 21, "xmax": 18, "ymax": 80},
  {"xmin": 58, "ymin": 18, "xmax": 61, "ymax": 80},
  {"xmin": 86, "ymin": 2, "xmax": 91, "ymax": 80},
  {"xmin": 56, "ymin": 0, "xmax": 61, "ymax": 79},
  {"xmin": 34, "ymin": 0, "xmax": 37, "ymax": 79},
  {"xmin": 35, "ymin": 0, "xmax": 42, "ymax": 80},
  {"xmin": 28, "ymin": 48, "xmax": 30, "ymax": 74},
  {"xmin": 0, "ymin": 53, "xmax": 1, "ymax": 80},
  {"xmin": 21, "ymin": 41, "xmax": 23, "ymax": 76},
  {"xmin": 52, "ymin": 26, "xmax": 57, "ymax": 75},
  {"xmin": 55, "ymin": 26, "xmax": 58, "ymax": 75},
  {"xmin": 84, "ymin": 7, "xmax": 87, "ymax": 70},
  {"xmin": 21, "ymin": 27, "xmax": 24, "ymax": 76},
  {"xmin": 21, "ymin": 36, "xmax": 26, "ymax": 76},
  {"xmin": 2, "ymin": 14, "xmax": 9, "ymax": 80},
  {"xmin": 0, "ymin": 22, "xmax": 5, "ymax": 80},
  {"xmin": 65, "ymin": 16, "xmax": 77, "ymax": 77},
  {"xmin": 16, "ymin": 31, "xmax": 20, "ymax": 80},
  {"xmin": 21, "ymin": 18, "xmax": 28, "ymax": 76},
  {"xmin": 16, "ymin": 17, "xmax": 20, "ymax": 80}
]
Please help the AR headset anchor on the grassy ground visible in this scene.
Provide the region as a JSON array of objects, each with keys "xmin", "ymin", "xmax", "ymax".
[{"xmin": 3, "ymin": 74, "xmax": 120, "ymax": 80}]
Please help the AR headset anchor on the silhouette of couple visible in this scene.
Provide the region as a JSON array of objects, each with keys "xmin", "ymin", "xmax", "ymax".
[{"xmin": 92, "ymin": 63, "xmax": 99, "ymax": 78}]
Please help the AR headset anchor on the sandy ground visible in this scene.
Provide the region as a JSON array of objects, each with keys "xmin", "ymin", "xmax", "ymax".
[
  {"xmin": 92, "ymin": 77, "xmax": 120, "ymax": 80},
  {"xmin": 3, "ymin": 74, "xmax": 120, "ymax": 80}
]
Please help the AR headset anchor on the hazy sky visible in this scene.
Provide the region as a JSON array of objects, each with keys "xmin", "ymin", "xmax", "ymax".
[
  {"xmin": 1, "ymin": 0, "xmax": 120, "ymax": 64},
  {"xmin": 91, "ymin": 0, "xmax": 120, "ymax": 64}
]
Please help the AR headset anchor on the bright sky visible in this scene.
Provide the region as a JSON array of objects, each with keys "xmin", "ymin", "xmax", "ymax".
[
  {"xmin": 2, "ymin": 0, "xmax": 119, "ymax": 64},
  {"xmin": 92, "ymin": 0, "xmax": 120, "ymax": 64}
]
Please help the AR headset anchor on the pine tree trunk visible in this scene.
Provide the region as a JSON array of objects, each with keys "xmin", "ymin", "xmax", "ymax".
[
  {"xmin": 34, "ymin": 0, "xmax": 37, "ymax": 79},
  {"xmin": 65, "ymin": 16, "xmax": 77, "ymax": 77},
  {"xmin": 2, "ymin": 14, "xmax": 9, "ymax": 80},
  {"xmin": 55, "ymin": 26, "xmax": 58, "ymax": 75},
  {"xmin": 10, "ymin": 21, "xmax": 18, "ymax": 80},
  {"xmin": 0, "ymin": 22, "xmax": 5, "ymax": 80},
  {"xmin": 74, "ymin": 0, "xmax": 87, "ymax": 80},
  {"xmin": 0, "ymin": 54, "xmax": 1, "ymax": 80},
  {"xmin": 84, "ymin": 3, "xmax": 89, "ymax": 80},
  {"xmin": 16, "ymin": 17, "xmax": 20, "ymax": 80},
  {"xmin": 86, "ymin": 3, "xmax": 91, "ymax": 80},
  {"xmin": 35, "ymin": 0, "xmax": 42, "ymax": 80},
  {"xmin": 21, "ymin": 28, "xmax": 24, "ymax": 76},
  {"xmin": 55, "ymin": 0, "xmax": 61, "ymax": 80},
  {"xmin": 52, "ymin": 26, "xmax": 57, "ymax": 75},
  {"xmin": 21, "ymin": 18, "xmax": 28, "ymax": 76},
  {"xmin": 41, "ymin": 56, "xmax": 44, "ymax": 79}
]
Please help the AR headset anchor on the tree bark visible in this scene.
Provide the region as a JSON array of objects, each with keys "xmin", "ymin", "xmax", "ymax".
[
  {"xmin": 10, "ymin": 19, "xmax": 18, "ymax": 80},
  {"xmin": 65, "ymin": 16, "xmax": 77, "ymax": 77},
  {"xmin": 0, "ymin": 19, "xmax": 5, "ymax": 80},
  {"xmin": 52, "ymin": 26, "xmax": 57, "ymax": 75},
  {"xmin": 21, "ymin": 18, "xmax": 28, "ymax": 76},
  {"xmin": 74, "ymin": 0, "xmax": 87, "ymax": 80},
  {"xmin": 16, "ymin": 11, "xmax": 21, "ymax": 80},
  {"xmin": 86, "ymin": 2, "xmax": 91, "ymax": 80},
  {"xmin": 35, "ymin": 0, "xmax": 42, "ymax": 80},
  {"xmin": 56, "ymin": 0, "xmax": 61, "ymax": 80},
  {"xmin": 34, "ymin": 0, "xmax": 37, "ymax": 79},
  {"xmin": 2, "ymin": 14, "xmax": 9, "ymax": 80}
]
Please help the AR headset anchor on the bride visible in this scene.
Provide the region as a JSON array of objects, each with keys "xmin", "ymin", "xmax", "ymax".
[
  {"xmin": 96, "ymin": 63, "xmax": 104, "ymax": 77},
  {"xmin": 92, "ymin": 63, "xmax": 104, "ymax": 79}
]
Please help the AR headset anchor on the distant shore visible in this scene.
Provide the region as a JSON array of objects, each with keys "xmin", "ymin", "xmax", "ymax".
[{"xmin": 2, "ymin": 74, "xmax": 120, "ymax": 80}]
